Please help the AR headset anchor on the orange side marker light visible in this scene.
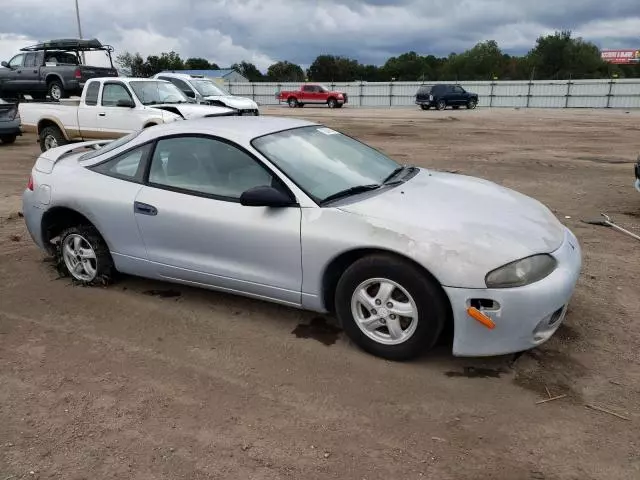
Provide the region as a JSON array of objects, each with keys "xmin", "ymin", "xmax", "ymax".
[{"xmin": 467, "ymin": 307, "xmax": 496, "ymax": 330}]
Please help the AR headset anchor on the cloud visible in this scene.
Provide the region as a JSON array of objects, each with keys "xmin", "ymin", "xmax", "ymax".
[{"xmin": 0, "ymin": 0, "xmax": 638, "ymax": 71}]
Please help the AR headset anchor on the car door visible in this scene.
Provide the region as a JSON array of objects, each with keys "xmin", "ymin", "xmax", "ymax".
[
  {"xmin": 301, "ymin": 85, "xmax": 314, "ymax": 103},
  {"xmin": 18, "ymin": 52, "xmax": 41, "ymax": 92},
  {"xmin": 133, "ymin": 135, "xmax": 303, "ymax": 305},
  {"xmin": 2, "ymin": 54, "xmax": 25, "ymax": 93},
  {"xmin": 96, "ymin": 81, "xmax": 147, "ymax": 136},
  {"xmin": 77, "ymin": 80, "xmax": 102, "ymax": 138},
  {"xmin": 451, "ymin": 85, "xmax": 465, "ymax": 105}
]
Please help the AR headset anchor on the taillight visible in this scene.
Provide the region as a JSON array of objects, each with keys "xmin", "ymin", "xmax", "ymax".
[
  {"xmin": 27, "ymin": 175, "xmax": 34, "ymax": 191},
  {"xmin": 74, "ymin": 68, "xmax": 82, "ymax": 79}
]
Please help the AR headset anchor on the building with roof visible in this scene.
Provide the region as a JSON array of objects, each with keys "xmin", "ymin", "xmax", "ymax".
[{"xmin": 158, "ymin": 69, "xmax": 248, "ymax": 84}]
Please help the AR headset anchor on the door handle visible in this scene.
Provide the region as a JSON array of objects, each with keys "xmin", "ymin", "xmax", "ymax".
[
  {"xmin": 134, "ymin": 202, "xmax": 158, "ymax": 216},
  {"xmin": 98, "ymin": 112, "xmax": 106, "ymax": 116}
]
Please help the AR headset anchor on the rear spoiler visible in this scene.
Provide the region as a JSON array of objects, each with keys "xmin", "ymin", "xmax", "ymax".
[{"xmin": 35, "ymin": 140, "xmax": 112, "ymax": 174}]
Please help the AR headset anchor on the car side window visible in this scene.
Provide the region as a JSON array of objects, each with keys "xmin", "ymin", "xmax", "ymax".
[
  {"xmin": 169, "ymin": 77, "xmax": 192, "ymax": 94},
  {"xmin": 302, "ymin": 85, "xmax": 313, "ymax": 92},
  {"xmin": 23, "ymin": 53, "xmax": 37, "ymax": 68},
  {"xmin": 102, "ymin": 83, "xmax": 133, "ymax": 106},
  {"xmin": 148, "ymin": 136, "xmax": 276, "ymax": 200},
  {"xmin": 84, "ymin": 81, "xmax": 100, "ymax": 106},
  {"xmin": 92, "ymin": 144, "xmax": 151, "ymax": 182},
  {"xmin": 8, "ymin": 54, "xmax": 24, "ymax": 68},
  {"xmin": 453, "ymin": 86, "xmax": 464, "ymax": 93}
]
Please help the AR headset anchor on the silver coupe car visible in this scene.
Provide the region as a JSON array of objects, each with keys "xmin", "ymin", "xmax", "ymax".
[{"xmin": 22, "ymin": 117, "xmax": 582, "ymax": 360}]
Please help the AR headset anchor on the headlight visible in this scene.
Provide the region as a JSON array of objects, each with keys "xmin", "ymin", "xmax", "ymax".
[{"xmin": 485, "ymin": 254, "xmax": 556, "ymax": 288}]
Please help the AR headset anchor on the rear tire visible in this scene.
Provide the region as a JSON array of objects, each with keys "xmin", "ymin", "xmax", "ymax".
[
  {"xmin": 420, "ymin": 105, "xmax": 430, "ymax": 110},
  {"xmin": 335, "ymin": 103, "xmax": 343, "ymax": 108},
  {"xmin": 335, "ymin": 254, "xmax": 447, "ymax": 361},
  {"xmin": 39, "ymin": 125, "xmax": 67, "ymax": 152},
  {"xmin": 47, "ymin": 80, "xmax": 66, "ymax": 101},
  {"xmin": 435, "ymin": 99, "xmax": 446, "ymax": 110},
  {"xmin": 57, "ymin": 225, "xmax": 114, "ymax": 286},
  {"xmin": 287, "ymin": 97, "xmax": 298, "ymax": 108},
  {"xmin": 0, "ymin": 135, "xmax": 17, "ymax": 144}
]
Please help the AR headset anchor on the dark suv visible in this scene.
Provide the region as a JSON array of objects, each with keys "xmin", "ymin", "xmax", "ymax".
[{"xmin": 415, "ymin": 84, "xmax": 478, "ymax": 111}]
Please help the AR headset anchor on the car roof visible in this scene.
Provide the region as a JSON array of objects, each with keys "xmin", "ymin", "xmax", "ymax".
[
  {"xmin": 137, "ymin": 116, "xmax": 320, "ymax": 145},
  {"xmin": 155, "ymin": 72, "xmax": 197, "ymax": 80}
]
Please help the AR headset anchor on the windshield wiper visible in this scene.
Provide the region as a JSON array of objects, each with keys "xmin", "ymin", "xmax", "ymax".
[
  {"xmin": 382, "ymin": 165, "xmax": 408, "ymax": 184},
  {"xmin": 320, "ymin": 184, "xmax": 381, "ymax": 205}
]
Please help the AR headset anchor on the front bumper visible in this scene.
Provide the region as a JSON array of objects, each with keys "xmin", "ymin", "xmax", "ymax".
[{"xmin": 445, "ymin": 227, "xmax": 582, "ymax": 357}]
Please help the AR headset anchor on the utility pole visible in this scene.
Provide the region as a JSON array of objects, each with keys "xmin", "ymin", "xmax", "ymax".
[{"xmin": 75, "ymin": 0, "xmax": 86, "ymax": 64}]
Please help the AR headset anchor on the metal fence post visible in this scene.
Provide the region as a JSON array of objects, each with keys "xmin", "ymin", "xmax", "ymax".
[
  {"xmin": 360, "ymin": 81, "xmax": 364, "ymax": 107},
  {"xmin": 526, "ymin": 80, "xmax": 533, "ymax": 108},
  {"xmin": 489, "ymin": 80, "xmax": 495, "ymax": 107},
  {"xmin": 277, "ymin": 82, "xmax": 281, "ymax": 105},
  {"xmin": 251, "ymin": 82, "xmax": 255, "ymax": 102},
  {"xmin": 564, "ymin": 77, "xmax": 572, "ymax": 108},
  {"xmin": 389, "ymin": 82, "xmax": 393, "ymax": 107},
  {"xmin": 606, "ymin": 77, "xmax": 615, "ymax": 108}
]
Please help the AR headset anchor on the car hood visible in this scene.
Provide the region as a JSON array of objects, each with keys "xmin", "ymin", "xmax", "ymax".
[
  {"xmin": 203, "ymin": 95, "xmax": 257, "ymax": 109},
  {"xmin": 150, "ymin": 103, "xmax": 236, "ymax": 119},
  {"xmin": 339, "ymin": 169, "xmax": 566, "ymax": 284}
]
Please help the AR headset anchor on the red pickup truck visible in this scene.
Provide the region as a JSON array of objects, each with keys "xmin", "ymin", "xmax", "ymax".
[{"xmin": 276, "ymin": 84, "xmax": 348, "ymax": 108}]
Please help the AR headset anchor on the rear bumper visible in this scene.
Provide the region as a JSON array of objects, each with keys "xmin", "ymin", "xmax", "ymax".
[
  {"xmin": 445, "ymin": 227, "xmax": 582, "ymax": 357},
  {"xmin": 22, "ymin": 189, "xmax": 47, "ymax": 250},
  {"xmin": 0, "ymin": 124, "xmax": 22, "ymax": 136}
]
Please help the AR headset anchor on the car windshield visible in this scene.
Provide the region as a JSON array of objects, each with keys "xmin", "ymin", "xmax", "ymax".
[
  {"xmin": 252, "ymin": 126, "xmax": 401, "ymax": 203},
  {"xmin": 191, "ymin": 79, "xmax": 228, "ymax": 96},
  {"xmin": 129, "ymin": 81, "xmax": 189, "ymax": 105}
]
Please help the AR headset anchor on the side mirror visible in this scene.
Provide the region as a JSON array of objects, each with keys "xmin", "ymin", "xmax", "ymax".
[
  {"xmin": 1, "ymin": 61, "xmax": 9, "ymax": 68},
  {"xmin": 116, "ymin": 98, "xmax": 135, "ymax": 108},
  {"xmin": 240, "ymin": 186, "xmax": 295, "ymax": 207}
]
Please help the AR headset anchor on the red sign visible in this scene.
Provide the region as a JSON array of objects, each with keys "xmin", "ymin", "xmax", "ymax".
[{"xmin": 601, "ymin": 49, "xmax": 640, "ymax": 64}]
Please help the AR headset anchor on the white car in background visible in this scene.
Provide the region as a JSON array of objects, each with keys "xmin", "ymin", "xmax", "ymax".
[{"xmin": 153, "ymin": 72, "xmax": 259, "ymax": 115}]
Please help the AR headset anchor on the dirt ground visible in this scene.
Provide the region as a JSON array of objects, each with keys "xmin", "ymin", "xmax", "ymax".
[{"xmin": 1, "ymin": 107, "xmax": 639, "ymax": 480}]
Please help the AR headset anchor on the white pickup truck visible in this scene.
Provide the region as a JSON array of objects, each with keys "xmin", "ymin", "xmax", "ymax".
[{"xmin": 19, "ymin": 77, "xmax": 238, "ymax": 151}]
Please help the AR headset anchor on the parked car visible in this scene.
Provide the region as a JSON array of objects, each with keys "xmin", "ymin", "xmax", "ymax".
[
  {"xmin": 22, "ymin": 116, "xmax": 581, "ymax": 360},
  {"xmin": 635, "ymin": 154, "xmax": 640, "ymax": 193},
  {"xmin": 416, "ymin": 84, "xmax": 478, "ymax": 111},
  {"xmin": 152, "ymin": 72, "xmax": 259, "ymax": 115},
  {"xmin": 276, "ymin": 84, "xmax": 348, "ymax": 108},
  {"xmin": 0, "ymin": 39, "xmax": 118, "ymax": 101},
  {"xmin": 19, "ymin": 77, "xmax": 237, "ymax": 151},
  {"xmin": 0, "ymin": 99, "xmax": 21, "ymax": 144}
]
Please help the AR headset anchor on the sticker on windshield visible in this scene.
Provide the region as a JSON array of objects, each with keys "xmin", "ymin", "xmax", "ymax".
[{"xmin": 317, "ymin": 127, "xmax": 340, "ymax": 135}]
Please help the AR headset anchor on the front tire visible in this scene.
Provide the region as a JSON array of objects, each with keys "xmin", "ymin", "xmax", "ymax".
[
  {"xmin": 327, "ymin": 97, "xmax": 337, "ymax": 108},
  {"xmin": 467, "ymin": 99, "xmax": 478, "ymax": 109},
  {"xmin": 39, "ymin": 125, "xmax": 67, "ymax": 152},
  {"xmin": 58, "ymin": 225, "xmax": 114, "ymax": 285},
  {"xmin": 0, "ymin": 135, "xmax": 17, "ymax": 144},
  {"xmin": 335, "ymin": 254, "xmax": 447, "ymax": 360}
]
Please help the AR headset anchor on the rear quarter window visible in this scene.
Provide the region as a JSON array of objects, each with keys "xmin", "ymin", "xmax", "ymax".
[{"xmin": 84, "ymin": 81, "xmax": 100, "ymax": 106}]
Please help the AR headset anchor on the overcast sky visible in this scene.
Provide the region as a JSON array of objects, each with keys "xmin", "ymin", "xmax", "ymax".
[{"xmin": 0, "ymin": 0, "xmax": 638, "ymax": 71}]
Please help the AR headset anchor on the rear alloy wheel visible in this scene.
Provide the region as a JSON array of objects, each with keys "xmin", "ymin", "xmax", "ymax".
[
  {"xmin": 335, "ymin": 254, "xmax": 447, "ymax": 360},
  {"xmin": 435, "ymin": 99, "xmax": 446, "ymax": 110},
  {"xmin": 420, "ymin": 105, "xmax": 430, "ymax": 110},
  {"xmin": 327, "ymin": 98, "xmax": 337, "ymax": 108},
  {"xmin": 39, "ymin": 125, "xmax": 67, "ymax": 152},
  {"xmin": 58, "ymin": 225, "xmax": 114, "ymax": 285},
  {"xmin": 287, "ymin": 97, "xmax": 298, "ymax": 108},
  {"xmin": 47, "ymin": 80, "xmax": 66, "ymax": 101},
  {"xmin": 0, "ymin": 135, "xmax": 17, "ymax": 144},
  {"xmin": 467, "ymin": 99, "xmax": 478, "ymax": 109}
]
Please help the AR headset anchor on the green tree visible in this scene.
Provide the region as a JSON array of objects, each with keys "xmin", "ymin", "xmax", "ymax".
[
  {"xmin": 380, "ymin": 51, "xmax": 436, "ymax": 81},
  {"xmin": 115, "ymin": 52, "xmax": 148, "ymax": 77},
  {"xmin": 267, "ymin": 61, "xmax": 305, "ymax": 81},
  {"xmin": 440, "ymin": 41, "xmax": 508, "ymax": 80},
  {"xmin": 185, "ymin": 57, "xmax": 218, "ymax": 69},
  {"xmin": 231, "ymin": 61, "xmax": 264, "ymax": 81},
  {"xmin": 307, "ymin": 55, "xmax": 363, "ymax": 81},
  {"xmin": 526, "ymin": 31, "xmax": 608, "ymax": 79}
]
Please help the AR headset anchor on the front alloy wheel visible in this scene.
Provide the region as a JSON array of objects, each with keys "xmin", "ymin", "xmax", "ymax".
[{"xmin": 335, "ymin": 254, "xmax": 447, "ymax": 360}]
